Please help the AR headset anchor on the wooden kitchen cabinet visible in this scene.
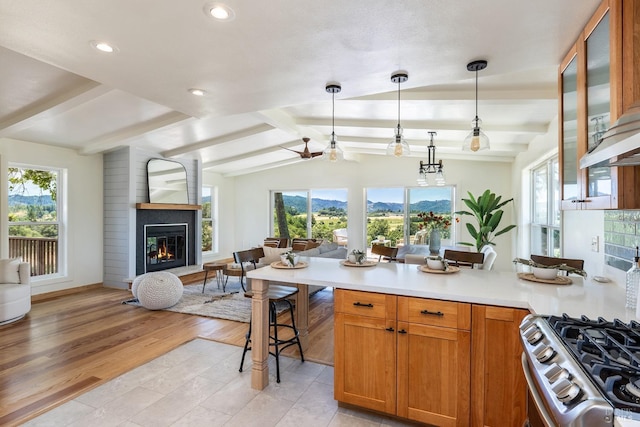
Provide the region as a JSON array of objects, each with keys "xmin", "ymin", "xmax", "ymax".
[
  {"xmin": 334, "ymin": 289, "xmax": 471, "ymax": 426},
  {"xmin": 559, "ymin": 0, "xmax": 640, "ymax": 210},
  {"xmin": 470, "ymin": 305, "xmax": 528, "ymax": 427},
  {"xmin": 334, "ymin": 290, "xmax": 397, "ymax": 414}
]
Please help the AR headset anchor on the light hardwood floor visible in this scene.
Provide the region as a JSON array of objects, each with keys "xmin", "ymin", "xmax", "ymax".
[{"xmin": 0, "ymin": 285, "xmax": 334, "ymax": 427}]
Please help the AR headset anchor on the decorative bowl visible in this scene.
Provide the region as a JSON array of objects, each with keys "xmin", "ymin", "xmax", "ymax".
[
  {"xmin": 426, "ymin": 258, "xmax": 445, "ymax": 270},
  {"xmin": 280, "ymin": 253, "xmax": 299, "ymax": 267},
  {"xmin": 532, "ymin": 267, "xmax": 558, "ymax": 280}
]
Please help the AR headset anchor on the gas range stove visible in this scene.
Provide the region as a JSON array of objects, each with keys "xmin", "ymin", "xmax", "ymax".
[{"xmin": 519, "ymin": 313, "xmax": 640, "ymax": 426}]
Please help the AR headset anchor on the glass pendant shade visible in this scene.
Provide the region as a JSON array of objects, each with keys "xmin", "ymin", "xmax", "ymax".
[
  {"xmin": 417, "ymin": 170, "xmax": 428, "ymax": 186},
  {"xmin": 463, "ymin": 117, "xmax": 490, "ymax": 152},
  {"xmin": 323, "ymin": 133, "xmax": 343, "ymax": 162},
  {"xmin": 387, "ymin": 125, "xmax": 410, "ymax": 157},
  {"xmin": 435, "ymin": 168, "xmax": 446, "ymax": 186}
]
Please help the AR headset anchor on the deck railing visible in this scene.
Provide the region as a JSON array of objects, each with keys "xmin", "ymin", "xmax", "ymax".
[{"xmin": 8, "ymin": 236, "xmax": 58, "ymax": 276}]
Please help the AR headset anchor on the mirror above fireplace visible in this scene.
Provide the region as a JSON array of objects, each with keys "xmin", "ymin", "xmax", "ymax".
[{"xmin": 147, "ymin": 158, "xmax": 188, "ymax": 204}]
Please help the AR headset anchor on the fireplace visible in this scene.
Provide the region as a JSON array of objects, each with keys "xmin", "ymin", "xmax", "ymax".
[{"xmin": 144, "ymin": 223, "xmax": 188, "ymax": 273}]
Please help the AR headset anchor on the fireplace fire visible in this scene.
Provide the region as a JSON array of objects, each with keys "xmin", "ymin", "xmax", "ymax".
[{"xmin": 144, "ymin": 223, "xmax": 188, "ymax": 273}]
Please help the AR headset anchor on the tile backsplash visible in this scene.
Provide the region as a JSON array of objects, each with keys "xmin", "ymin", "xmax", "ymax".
[{"xmin": 604, "ymin": 210, "xmax": 640, "ymax": 271}]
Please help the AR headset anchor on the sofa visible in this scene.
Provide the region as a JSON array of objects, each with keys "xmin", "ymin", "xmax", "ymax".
[{"xmin": 295, "ymin": 242, "xmax": 347, "ymax": 259}]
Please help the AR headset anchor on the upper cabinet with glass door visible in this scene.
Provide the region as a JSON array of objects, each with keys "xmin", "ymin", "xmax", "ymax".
[{"xmin": 559, "ymin": 0, "xmax": 640, "ymax": 210}]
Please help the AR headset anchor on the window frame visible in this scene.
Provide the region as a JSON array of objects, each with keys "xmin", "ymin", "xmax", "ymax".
[
  {"xmin": 530, "ymin": 156, "xmax": 561, "ymax": 257},
  {"xmin": 7, "ymin": 163, "xmax": 66, "ymax": 279}
]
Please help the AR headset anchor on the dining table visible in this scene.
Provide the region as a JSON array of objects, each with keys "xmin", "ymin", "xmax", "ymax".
[{"xmin": 246, "ymin": 256, "xmax": 631, "ymax": 390}]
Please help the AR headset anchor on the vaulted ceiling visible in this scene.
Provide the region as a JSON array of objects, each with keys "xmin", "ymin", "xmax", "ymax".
[{"xmin": 0, "ymin": 1, "xmax": 599, "ymax": 176}]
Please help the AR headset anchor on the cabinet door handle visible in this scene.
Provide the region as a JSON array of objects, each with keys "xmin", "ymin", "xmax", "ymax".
[
  {"xmin": 398, "ymin": 329, "xmax": 407, "ymax": 334},
  {"xmin": 385, "ymin": 327, "xmax": 395, "ymax": 332},
  {"xmin": 353, "ymin": 302, "xmax": 374, "ymax": 308},
  {"xmin": 420, "ymin": 309, "xmax": 444, "ymax": 317}
]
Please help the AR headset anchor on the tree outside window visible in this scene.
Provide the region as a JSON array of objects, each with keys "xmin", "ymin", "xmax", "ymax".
[
  {"xmin": 202, "ymin": 186, "xmax": 215, "ymax": 253},
  {"xmin": 8, "ymin": 166, "xmax": 61, "ymax": 276}
]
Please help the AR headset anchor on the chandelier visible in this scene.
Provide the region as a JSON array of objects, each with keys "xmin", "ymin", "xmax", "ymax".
[{"xmin": 417, "ymin": 131, "xmax": 445, "ymax": 186}]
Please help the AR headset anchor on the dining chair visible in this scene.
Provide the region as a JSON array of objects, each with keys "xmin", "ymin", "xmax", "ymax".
[
  {"xmin": 530, "ymin": 254, "xmax": 584, "ymax": 276},
  {"xmin": 443, "ymin": 249, "xmax": 484, "ymax": 268},
  {"xmin": 371, "ymin": 245, "xmax": 398, "ymax": 262},
  {"xmin": 480, "ymin": 245, "xmax": 497, "ymax": 270},
  {"xmin": 232, "ymin": 247, "xmax": 265, "ymax": 291}
]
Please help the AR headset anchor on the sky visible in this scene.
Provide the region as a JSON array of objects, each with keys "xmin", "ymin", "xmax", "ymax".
[{"xmin": 282, "ymin": 187, "xmax": 452, "ymax": 203}]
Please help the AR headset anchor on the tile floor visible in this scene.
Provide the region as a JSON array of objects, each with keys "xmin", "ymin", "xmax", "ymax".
[{"xmin": 24, "ymin": 339, "xmax": 417, "ymax": 427}]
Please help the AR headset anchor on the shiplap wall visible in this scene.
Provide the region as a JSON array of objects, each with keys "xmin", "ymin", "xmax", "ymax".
[{"xmin": 103, "ymin": 147, "xmax": 200, "ymax": 288}]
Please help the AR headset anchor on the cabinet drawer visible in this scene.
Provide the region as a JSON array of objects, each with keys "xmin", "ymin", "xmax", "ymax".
[
  {"xmin": 335, "ymin": 289, "xmax": 396, "ymax": 319},
  {"xmin": 397, "ymin": 296, "xmax": 471, "ymax": 330}
]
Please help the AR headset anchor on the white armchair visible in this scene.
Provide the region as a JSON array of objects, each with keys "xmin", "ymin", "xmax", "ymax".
[
  {"xmin": 0, "ymin": 259, "xmax": 31, "ymax": 324},
  {"xmin": 333, "ymin": 228, "xmax": 348, "ymax": 247},
  {"xmin": 480, "ymin": 245, "xmax": 497, "ymax": 270}
]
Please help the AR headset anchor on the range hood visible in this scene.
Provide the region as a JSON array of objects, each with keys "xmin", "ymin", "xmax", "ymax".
[{"xmin": 579, "ymin": 110, "xmax": 640, "ymax": 168}]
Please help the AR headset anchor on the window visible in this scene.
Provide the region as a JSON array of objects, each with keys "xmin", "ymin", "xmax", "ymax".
[
  {"xmin": 366, "ymin": 186, "xmax": 455, "ymax": 247},
  {"xmin": 531, "ymin": 157, "xmax": 560, "ymax": 256},
  {"xmin": 271, "ymin": 189, "xmax": 347, "ymax": 241},
  {"xmin": 8, "ymin": 165, "xmax": 63, "ymax": 277},
  {"xmin": 202, "ymin": 185, "xmax": 216, "ymax": 253}
]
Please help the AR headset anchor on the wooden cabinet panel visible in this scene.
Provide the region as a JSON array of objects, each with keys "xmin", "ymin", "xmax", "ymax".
[
  {"xmin": 334, "ymin": 309, "xmax": 396, "ymax": 413},
  {"xmin": 335, "ymin": 289, "xmax": 395, "ymax": 319},
  {"xmin": 471, "ymin": 305, "xmax": 528, "ymax": 427},
  {"xmin": 397, "ymin": 321, "xmax": 470, "ymax": 426},
  {"xmin": 397, "ymin": 296, "xmax": 471, "ymax": 330}
]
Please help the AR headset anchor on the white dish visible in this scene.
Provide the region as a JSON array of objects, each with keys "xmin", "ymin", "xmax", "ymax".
[
  {"xmin": 531, "ymin": 267, "xmax": 558, "ymax": 280},
  {"xmin": 593, "ymin": 276, "xmax": 611, "ymax": 283}
]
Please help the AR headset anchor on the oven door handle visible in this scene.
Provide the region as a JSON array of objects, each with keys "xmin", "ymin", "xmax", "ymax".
[{"xmin": 521, "ymin": 353, "xmax": 556, "ymax": 427}]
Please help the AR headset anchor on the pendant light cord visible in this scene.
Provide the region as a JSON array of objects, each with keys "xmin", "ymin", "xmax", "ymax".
[
  {"xmin": 474, "ymin": 69, "xmax": 479, "ymax": 123},
  {"xmin": 397, "ymin": 79, "xmax": 401, "ymax": 131}
]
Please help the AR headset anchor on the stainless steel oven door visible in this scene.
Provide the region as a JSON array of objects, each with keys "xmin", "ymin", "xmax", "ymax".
[{"xmin": 522, "ymin": 353, "xmax": 557, "ymax": 427}]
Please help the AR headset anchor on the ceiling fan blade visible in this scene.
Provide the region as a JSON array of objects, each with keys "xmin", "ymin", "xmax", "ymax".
[
  {"xmin": 310, "ymin": 152, "xmax": 323, "ymax": 158},
  {"xmin": 280, "ymin": 146, "xmax": 304, "ymax": 155}
]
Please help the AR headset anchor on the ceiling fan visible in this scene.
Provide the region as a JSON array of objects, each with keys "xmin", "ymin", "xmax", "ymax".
[{"xmin": 282, "ymin": 137, "xmax": 323, "ymax": 160}]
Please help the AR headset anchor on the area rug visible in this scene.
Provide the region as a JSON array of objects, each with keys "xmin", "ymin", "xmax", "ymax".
[{"xmin": 123, "ymin": 279, "xmax": 324, "ymax": 323}]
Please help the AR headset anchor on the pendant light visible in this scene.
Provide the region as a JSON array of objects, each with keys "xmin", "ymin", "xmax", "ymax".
[
  {"xmin": 323, "ymin": 83, "xmax": 343, "ymax": 162},
  {"xmin": 386, "ymin": 71, "xmax": 410, "ymax": 157},
  {"xmin": 463, "ymin": 60, "xmax": 490, "ymax": 152},
  {"xmin": 417, "ymin": 131, "xmax": 445, "ymax": 186}
]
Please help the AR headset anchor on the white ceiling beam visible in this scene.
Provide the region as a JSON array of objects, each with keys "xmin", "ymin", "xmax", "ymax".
[
  {"xmin": 161, "ymin": 123, "xmax": 275, "ymax": 158},
  {"xmin": 253, "ymin": 109, "xmax": 326, "ymax": 143},
  {"xmin": 343, "ymin": 146, "xmax": 516, "ymax": 162},
  {"xmin": 201, "ymin": 139, "xmax": 302, "ymax": 169},
  {"xmin": 216, "ymin": 157, "xmax": 304, "ymax": 177},
  {"xmin": 0, "ymin": 81, "xmax": 110, "ymax": 135},
  {"xmin": 296, "ymin": 118, "xmax": 549, "ymax": 134},
  {"xmin": 351, "ymin": 88, "xmax": 556, "ymax": 101},
  {"xmin": 79, "ymin": 111, "xmax": 191, "ymax": 155}
]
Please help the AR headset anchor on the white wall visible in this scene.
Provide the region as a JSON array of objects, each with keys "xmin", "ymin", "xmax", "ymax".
[
  {"xmin": 0, "ymin": 138, "xmax": 103, "ymax": 295},
  {"xmin": 233, "ymin": 153, "xmax": 516, "ymax": 271}
]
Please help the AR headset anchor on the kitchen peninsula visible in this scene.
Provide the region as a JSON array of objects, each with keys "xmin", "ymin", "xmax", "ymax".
[{"xmin": 247, "ymin": 257, "xmax": 632, "ymax": 426}]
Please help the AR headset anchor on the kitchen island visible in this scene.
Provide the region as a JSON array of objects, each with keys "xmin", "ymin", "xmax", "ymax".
[{"xmin": 246, "ymin": 257, "xmax": 633, "ymax": 425}]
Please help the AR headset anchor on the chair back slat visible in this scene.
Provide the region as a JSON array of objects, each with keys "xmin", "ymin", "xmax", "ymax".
[
  {"xmin": 371, "ymin": 245, "xmax": 398, "ymax": 262},
  {"xmin": 443, "ymin": 249, "xmax": 484, "ymax": 268}
]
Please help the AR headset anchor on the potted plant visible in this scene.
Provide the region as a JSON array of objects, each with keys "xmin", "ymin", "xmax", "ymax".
[
  {"xmin": 280, "ymin": 250, "xmax": 299, "ymax": 267},
  {"xmin": 513, "ymin": 258, "xmax": 587, "ymax": 278},
  {"xmin": 454, "ymin": 189, "xmax": 516, "ymax": 252},
  {"xmin": 348, "ymin": 249, "xmax": 366, "ymax": 265}
]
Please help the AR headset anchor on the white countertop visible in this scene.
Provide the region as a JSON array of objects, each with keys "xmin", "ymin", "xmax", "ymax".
[{"xmin": 247, "ymin": 257, "xmax": 637, "ymax": 322}]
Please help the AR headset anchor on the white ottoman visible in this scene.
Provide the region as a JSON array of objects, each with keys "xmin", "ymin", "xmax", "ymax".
[{"xmin": 131, "ymin": 272, "xmax": 183, "ymax": 310}]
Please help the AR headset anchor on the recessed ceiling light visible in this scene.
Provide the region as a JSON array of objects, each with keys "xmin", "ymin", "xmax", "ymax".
[
  {"xmin": 203, "ymin": 3, "xmax": 235, "ymax": 21},
  {"xmin": 90, "ymin": 40, "xmax": 118, "ymax": 53},
  {"xmin": 189, "ymin": 88, "xmax": 206, "ymax": 96}
]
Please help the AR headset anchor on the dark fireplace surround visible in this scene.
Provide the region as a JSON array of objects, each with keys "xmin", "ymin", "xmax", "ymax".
[{"xmin": 136, "ymin": 209, "xmax": 196, "ymax": 275}]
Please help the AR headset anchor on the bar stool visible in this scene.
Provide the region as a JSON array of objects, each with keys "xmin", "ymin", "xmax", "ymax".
[
  {"xmin": 202, "ymin": 262, "xmax": 226, "ymax": 293},
  {"xmin": 239, "ymin": 285, "xmax": 304, "ymax": 383}
]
